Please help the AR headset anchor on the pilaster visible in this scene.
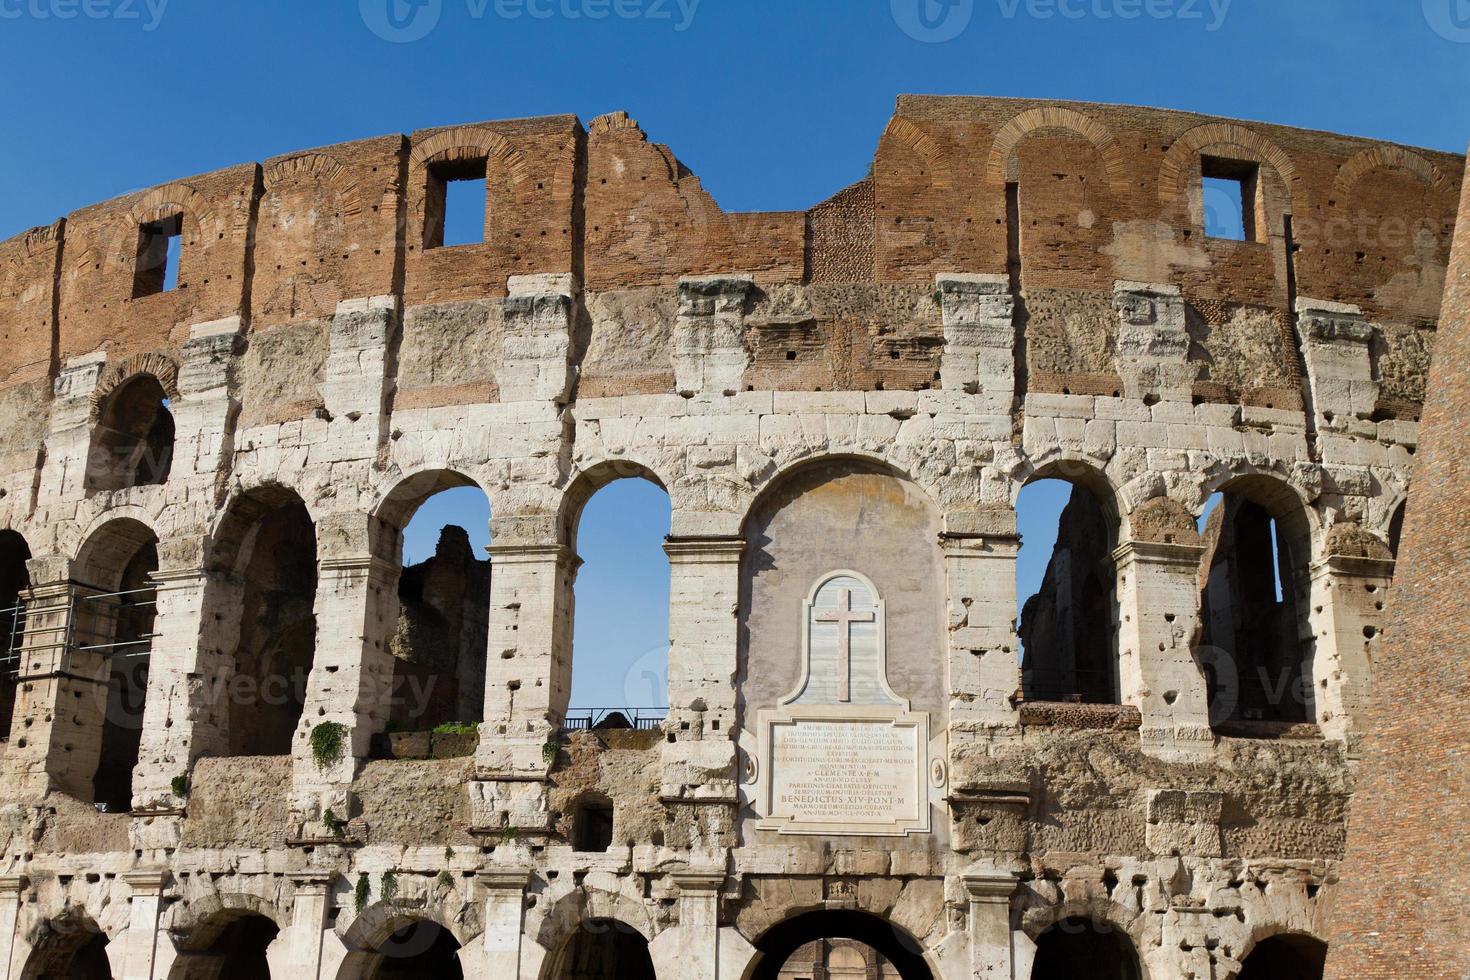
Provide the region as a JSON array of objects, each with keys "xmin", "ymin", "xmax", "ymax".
[
  {"xmin": 477, "ymin": 868, "xmax": 532, "ymax": 979},
  {"xmin": 936, "ymin": 274, "xmax": 1016, "ymax": 400},
  {"xmin": 499, "ymin": 274, "xmax": 577, "ymax": 404},
  {"xmin": 1113, "ymin": 281, "xmax": 1195, "ymax": 403},
  {"xmin": 941, "ymin": 519, "xmax": 1023, "ymax": 731},
  {"xmin": 961, "ymin": 867, "xmax": 1019, "ymax": 978},
  {"xmin": 119, "ymin": 870, "xmax": 170, "ymax": 980},
  {"xmin": 674, "ymin": 277, "xmax": 754, "ymax": 397},
  {"xmin": 1308, "ymin": 553, "xmax": 1395, "ymax": 747}
]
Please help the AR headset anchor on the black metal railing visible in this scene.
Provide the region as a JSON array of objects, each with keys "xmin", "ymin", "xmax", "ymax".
[
  {"xmin": 0, "ymin": 585, "xmax": 156, "ymax": 680},
  {"xmin": 562, "ymin": 707, "xmax": 668, "ymax": 732}
]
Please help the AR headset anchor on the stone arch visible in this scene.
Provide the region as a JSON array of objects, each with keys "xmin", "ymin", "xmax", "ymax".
[
  {"xmin": 740, "ymin": 909, "xmax": 936, "ymax": 980},
  {"xmin": 1024, "ymin": 910, "xmax": 1145, "ymax": 980},
  {"xmin": 165, "ymin": 894, "xmax": 287, "ymax": 980},
  {"xmin": 264, "ymin": 152, "xmax": 366, "ymax": 219},
  {"xmin": 118, "ymin": 182, "xmax": 236, "ymax": 274},
  {"xmin": 1016, "ymin": 455, "xmax": 1132, "ymax": 539},
  {"xmin": 1158, "ymin": 122, "xmax": 1300, "ymax": 210},
  {"xmin": 21, "ymin": 908, "xmax": 118, "ymax": 980},
  {"xmin": 1333, "ymin": 145, "xmax": 1453, "ymax": 200},
  {"xmin": 1018, "ymin": 896, "xmax": 1145, "ymax": 943},
  {"xmin": 558, "ymin": 458, "xmax": 671, "ymax": 551},
  {"xmin": 86, "ymin": 362, "xmax": 177, "ymax": 493},
  {"xmin": 1232, "ymin": 928, "xmax": 1327, "ymax": 980},
  {"xmin": 336, "ymin": 903, "xmax": 473, "ymax": 980},
  {"xmin": 532, "ymin": 882, "xmax": 660, "ymax": 970},
  {"xmin": 372, "ymin": 468, "xmax": 487, "ymax": 549},
  {"xmin": 164, "ymin": 892, "xmax": 289, "ymax": 946},
  {"xmin": 88, "ymin": 353, "xmax": 181, "ymax": 421},
  {"xmin": 988, "ymin": 106, "xmax": 1131, "ymax": 198},
  {"xmin": 412, "ymin": 127, "xmax": 533, "ymax": 189},
  {"xmin": 742, "ymin": 451, "xmax": 935, "ymax": 535},
  {"xmin": 880, "ymin": 117, "xmax": 954, "ymax": 192}
]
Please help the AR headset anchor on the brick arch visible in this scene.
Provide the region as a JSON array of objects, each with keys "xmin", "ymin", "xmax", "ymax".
[
  {"xmin": 1158, "ymin": 122, "xmax": 1300, "ymax": 209},
  {"xmin": 988, "ymin": 106, "xmax": 1130, "ymax": 198},
  {"xmin": 880, "ymin": 117, "xmax": 955, "ymax": 191},
  {"xmin": 411, "ymin": 127, "xmax": 533, "ymax": 187},
  {"xmin": 1333, "ymin": 144, "xmax": 1454, "ymax": 199},
  {"xmin": 123, "ymin": 182, "xmax": 224, "ymax": 251},
  {"xmin": 264, "ymin": 152, "xmax": 366, "ymax": 219},
  {"xmin": 88, "ymin": 353, "xmax": 180, "ymax": 422}
]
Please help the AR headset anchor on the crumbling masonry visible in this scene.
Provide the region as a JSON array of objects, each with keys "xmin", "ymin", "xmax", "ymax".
[{"xmin": 0, "ymin": 95, "xmax": 1462, "ymax": 978}]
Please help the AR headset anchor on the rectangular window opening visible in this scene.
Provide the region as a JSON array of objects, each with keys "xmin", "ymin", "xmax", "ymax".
[
  {"xmin": 425, "ymin": 159, "xmax": 488, "ymax": 249},
  {"xmin": 1201, "ymin": 157, "xmax": 1261, "ymax": 243},
  {"xmin": 133, "ymin": 214, "xmax": 183, "ymax": 298}
]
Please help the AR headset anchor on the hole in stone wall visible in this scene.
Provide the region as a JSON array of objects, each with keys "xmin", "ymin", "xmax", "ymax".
[
  {"xmin": 573, "ymin": 792, "xmax": 615, "ymax": 852},
  {"xmin": 86, "ymin": 374, "xmax": 175, "ymax": 493},
  {"xmin": 133, "ymin": 213, "xmax": 183, "ymax": 297},
  {"xmin": 425, "ymin": 158, "xmax": 489, "ymax": 249},
  {"xmin": 1201, "ymin": 156, "xmax": 1262, "ymax": 243}
]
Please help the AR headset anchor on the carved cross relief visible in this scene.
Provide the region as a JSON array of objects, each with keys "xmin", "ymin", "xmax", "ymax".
[{"xmin": 785, "ymin": 571, "xmax": 907, "ymax": 710}]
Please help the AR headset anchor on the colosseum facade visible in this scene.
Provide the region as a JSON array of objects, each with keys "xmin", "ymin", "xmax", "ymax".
[{"xmin": 0, "ymin": 95, "xmax": 1462, "ymax": 979}]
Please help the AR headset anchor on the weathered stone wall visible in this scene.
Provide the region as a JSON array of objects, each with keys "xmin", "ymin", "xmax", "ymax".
[{"xmin": 0, "ymin": 96, "xmax": 1455, "ymax": 979}]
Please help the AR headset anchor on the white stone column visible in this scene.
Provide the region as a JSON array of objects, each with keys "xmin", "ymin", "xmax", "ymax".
[
  {"xmin": 1296, "ymin": 299, "xmax": 1378, "ymax": 433},
  {"xmin": 1114, "ymin": 540, "xmax": 1213, "ymax": 760},
  {"xmin": 937, "ymin": 274, "xmax": 1016, "ymax": 399},
  {"xmin": 1113, "ymin": 282, "xmax": 1195, "ymax": 403},
  {"xmin": 172, "ymin": 316, "xmax": 244, "ymax": 482},
  {"xmin": 35, "ymin": 352, "xmax": 107, "ymax": 506},
  {"xmin": 961, "ymin": 868, "xmax": 1018, "ymax": 978},
  {"xmin": 673, "ymin": 277, "xmax": 754, "ymax": 398},
  {"xmin": 120, "ymin": 870, "xmax": 169, "ymax": 980},
  {"xmin": 942, "ymin": 523, "xmax": 1022, "ymax": 730},
  {"xmin": 478, "ymin": 869, "xmax": 531, "ymax": 978},
  {"xmin": 293, "ymin": 513, "xmax": 399, "ymax": 811},
  {"xmin": 1308, "ymin": 554, "xmax": 1395, "ymax": 746},
  {"xmin": 499, "ymin": 275, "xmax": 576, "ymax": 405},
  {"xmin": 661, "ymin": 536, "xmax": 742, "ymax": 801},
  {"xmin": 0, "ymin": 876, "xmax": 24, "ymax": 980},
  {"xmin": 670, "ymin": 870, "xmax": 724, "ymax": 980},
  {"xmin": 287, "ymin": 873, "xmax": 333, "ymax": 980}
]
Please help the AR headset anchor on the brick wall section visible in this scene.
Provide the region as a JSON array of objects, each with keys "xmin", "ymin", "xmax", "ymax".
[{"xmin": 1325, "ymin": 150, "xmax": 1470, "ymax": 980}]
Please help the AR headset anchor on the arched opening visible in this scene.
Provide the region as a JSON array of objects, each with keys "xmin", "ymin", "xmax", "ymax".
[
  {"xmin": 571, "ymin": 791, "xmax": 615, "ymax": 853},
  {"xmin": 1237, "ymin": 933, "xmax": 1327, "ymax": 980},
  {"xmin": 0, "ymin": 529, "xmax": 32, "ymax": 742},
  {"xmin": 566, "ymin": 472, "xmax": 671, "ymax": 730},
  {"xmin": 351, "ymin": 919, "xmax": 463, "ymax": 979},
  {"xmin": 86, "ymin": 373, "xmax": 174, "ymax": 492},
  {"xmin": 213, "ymin": 488, "xmax": 317, "ymax": 757},
  {"xmin": 1030, "ymin": 917, "xmax": 1140, "ymax": 980},
  {"xmin": 1197, "ymin": 479, "xmax": 1314, "ymax": 728},
  {"xmin": 169, "ymin": 911, "xmax": 280, "ymax": 980},
  {"xmin": 75, "ymin": 518, "xmax": 159, "ymax": 813},
  {"xmin": 1387, "ymin": 501, "xmax": 1406, "ymax": 559},
  {"xmin": 1017, "ymin": 477, "xmax": 1119, "ymax": 704},
  {"xmin": 749, "ymin": 910, "xmax": 933, "ymax": 980},
  {"xmin": 547, "ymin": 918, "xmax": 655, "ymax": 980},
  {"xmin": 377, "ymin": 473, "xmax": 491, "ymax": 736},
  {"xmin": 22, "ymin": 919, "xmax": 112, "ymax": 979}
]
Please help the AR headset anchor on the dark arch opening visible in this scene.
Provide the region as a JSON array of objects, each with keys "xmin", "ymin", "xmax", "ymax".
[
  {"xmin": 749, "ymin": 911, "xmax": 933, "ymax": 980},
  {"xmin": 1031, "ymin": 917, "xmax": 1140, "ymax": 980},
  {"xmin": 1387, "ymin": 501, "xmax": 1406, "ymax": 559},
  {"xmin": 170, "ymin": 912, "xmax": 279, "ymax": 980},
  {"xmin": 0, "ymin": 529, "xmax": 31, "ymax": 741},
  {"xmin": 1198, "ymin": 481, "xmax": 1314, "ymax": 730},
  {"xmin": 1237, "ymin": 933, "xmax": 1327, "ymax": 980},
  {"xmin": 363, "ymin": 920, "xmax": 463, "ymax": 980},
  {"xmin": 213, "ymin": 489, "xmax": 318, "ymax": 757},
  {"xmin": 22, "ymin": 923, "xmax": 111, "ymax": 979},
  {"xmin": 1017, "ymin": 477, "xmax": 1119, "ymax": 704},
  {"xmin": 548, "ymin": 918, "xmax": 655, "ymax": 980},
  {"xmin": 87, "ymin": 374, "xmax": 174, "ymax": 493}
]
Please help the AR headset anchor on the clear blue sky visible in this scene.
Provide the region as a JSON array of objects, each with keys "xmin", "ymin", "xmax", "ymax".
[{"xmin": 5, "ymin": 1, "xmax": 1465, "ymax": 710}]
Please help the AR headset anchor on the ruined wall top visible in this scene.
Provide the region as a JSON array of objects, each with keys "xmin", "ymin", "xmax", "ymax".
[{"xmin": 0, "ymin": 95, "xmax": 1460, "ymax": 413}]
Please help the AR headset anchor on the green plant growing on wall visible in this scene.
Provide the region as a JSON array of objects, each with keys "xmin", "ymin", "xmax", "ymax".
[
  {"xmin": 323, "ymin": 809, "xmax": 345, "ymax": 840},
  {"xmin": 354, "ymin": 873, "xmax": 370, "ymax": 915},
  {"xmin": 541, "ymin": 741, "xmax": 559, "ymax": 765},
  {"xmin": 380, "ymin": 870, "xmax": 398, "ymax": 904},
  {"xmin": 437, "ymin": 869, "xmax": 454, "ymax": 889},
  {"xmin": 431, "ymin": 721, "xmax": 478, "ymax": 737},
  {"xmin": 501, "ymin": 826, "xmax": 520, "ymax": 843},
  {"xmin": 170, "ymin": 773, "xmax": 190, "ymax": 799},
  {"xmin": 310, "ymin": 722, "xmax": 347, "ymax": 770}
]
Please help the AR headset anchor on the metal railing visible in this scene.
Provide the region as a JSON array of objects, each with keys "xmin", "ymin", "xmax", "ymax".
[
  {"xmin": 0, "ymin": 585, "xmax": 156, "ymax": 680},
  {"xmin": 563, "ymin": 707, "xmax": 668, "ymax": 732}
]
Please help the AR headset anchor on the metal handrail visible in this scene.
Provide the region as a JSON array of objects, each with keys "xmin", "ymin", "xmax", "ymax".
[
  {"xmin": 0, "ymin": 585, "xmax": 157, "ymax": 679},
  {"xmin": 563, "ymin": 707, "xmax": 669, "ymax": 732}
]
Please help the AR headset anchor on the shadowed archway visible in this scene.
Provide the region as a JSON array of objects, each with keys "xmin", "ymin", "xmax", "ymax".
[{"xmin": 747, "ymin": 910, "xmax": 933, "ymax": 980}]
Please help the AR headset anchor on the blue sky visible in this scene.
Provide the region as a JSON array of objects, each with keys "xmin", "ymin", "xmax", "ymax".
[{"xmin": 4, "ymin": 1, "xmax": 1465, "ymax": 709}]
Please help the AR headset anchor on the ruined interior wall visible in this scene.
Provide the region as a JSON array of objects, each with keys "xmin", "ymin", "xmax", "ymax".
[{"xmin": 1326, "ymin": 149, "xmax": 1470, "ymax": 980}]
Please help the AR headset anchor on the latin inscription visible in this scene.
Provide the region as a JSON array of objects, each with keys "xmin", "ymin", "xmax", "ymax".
[{"xmin": 768, "ymin": 719, "xmax": 921, "ymax": 827}]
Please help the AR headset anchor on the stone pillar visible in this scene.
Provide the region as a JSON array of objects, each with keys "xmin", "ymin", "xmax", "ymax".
[
  {"xmin": 472, "ymin": 532, "xmax": 574, "ymax": 834},
  {"xmin": 936, "ymin": 274, "xmax": 1016, "ymax": 400},
  {"xmin": 172, "ymin": 316, "xmax": 244, "ymax": 481},
  {"xmin": 317, "ymin": 296, "xmax": 396, "ymax": 463},
  {"xmin": 499, "ymin": 274, "xmax": 576, "ymax": 405},
  {"xmin": 1113, "ymin": 540, "xmax": 1213, "ymax": 760},
  {"xmin": 1308, "ymin": 554, "xmax": 1395, "ymax": 746},
  {"xmin": 661, "ymin": 536, "xmax": 743, "ymax": 801},
  {"xmin": 36, "ymin": 352, "xmax": 107, "ymax": 506},
  {"xmin": 941, "ymin": 514, "xmax": 1023, "ymax": 730},
  {"xmin": 961, "ymin": 868, "xmax": 1018, "ymax": 978},
  {"xmin": 1296, "ymin": 299, "xmax": 1378, "ymax": 433},
  {"xmin": 0, "ymin": 876, "xmax": 25, "ymax": 980},
  {"xmin": 478, "ymin": 869, "xmax": 531, "ymax": 979},
  {"xmin": 129, "ymin": 543, "xmax": 244, "ymax": 809},
  {"xmin": 670, "ymin": 870, "xmax": 725, "ymax": 980},
  {"xmin": 1113, "ymin": 282, "xmax": 1195, "ymax": 403},
  {"xmin": 119, "ymin": 870, "xmax": 169, "ymax": 980},
  {"xmin": 1, "ymin": 558, "xmax": 110, "ymax": 803},
  {"xmin": 673, "ymin": 277, "xmax": 754, "ymax": 398},
  {"xmin": 287, "ymin": 873, "xmax": 333, "ymax": 980},
  {"xmin": 292, "ymin": 513, "xmax": 399, "ymax": 814}
]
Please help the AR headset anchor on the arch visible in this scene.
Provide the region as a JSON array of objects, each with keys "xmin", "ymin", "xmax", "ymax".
[
  {"xmin": 532, "ymin": 884, "xmax": 660, "ymax": 969},
  {"xmin": 122, "ymin": 182, "xmax": 222, "ymax": 255},
  {"xmin": 373, "ymin": 469, "xmax": 484, "ymax": 534},
  {"xmin": 411, "ymin": 127, "xmax": 533, "ymax": 188},
  {"xmin": 209, "ymin": 485, "xmax": 318, "ymax": 757},
  {"xmin": 880, "ymin": 117, "xmax": 954, "ymax": 191},
  {"xmin": 740, "ymin": 452, "xmax": 934, "ymax": 538},
  {"xmin": 1158, "ymin": 122, "xmax": 1300, "ymax": 210},
  {"xmin": 167, "ymin": 903, "xmax": 282, "ymax": 980},
  {"xmin": 337, "ymin": 906, "xmax": 471, "ymax": 980},
  {"xmin": 1387, "ymin": 499, "xmax": 1407, "ymax": 559},
  {"xmin": 85, "ymin": 369, "xmax": 176, "ymax": 492},
  {"xmin": 22, "ymin": 911, "xmax": 115, "ymax": 980},
  {"xmin": 1029, "ymin": 915, "xmax": 1142, "ymax": 980},
  {"xmin": 1016, "ymin": 456, "xmax": 1130, "ymax": 535},
  {"xmin": 743, "ymin": 910, "xmax": 934, "ymax": 980},
  {"xmin": 264, "ymin": 152, "xmax": 366, "ymax": 219},
  {"xmin": 543, "ymin": 917, "xmax": 656, "ymax": 980},
  {"xmin": 1333, "ymin": 145, "xmax": 1453, "ymax": 199},
  {"xmin": 988, "ymin": 106, "xmax": 1131, "ymax": 197},
  {"xmin": 557, "ymin": 459, "xmax": 670, "ymax": 550},
  {"xmin": 88, "ymin": 354, "xmax": 181, "ymax": 419},
  {"xmin": 1235, "ymin": 931, "xmax": 1326, "ymax": 980},
  {"xmin": 164, "ymin": 893, "xmax": 289, "ymax": 946}
]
